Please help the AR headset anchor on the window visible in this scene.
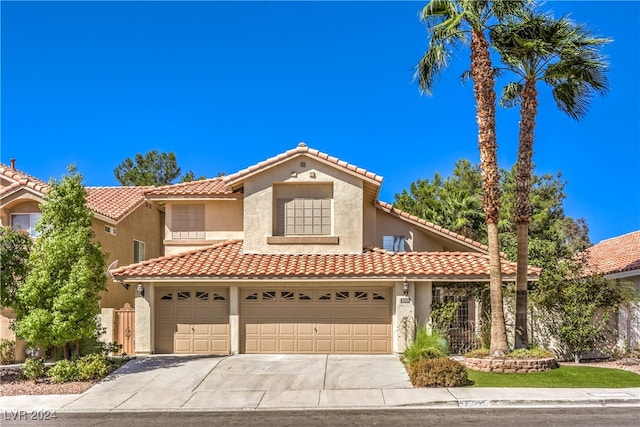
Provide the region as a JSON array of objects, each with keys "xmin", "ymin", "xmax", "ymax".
[
  {"xmin": 276, "ymin": 198, "xmax": 331, "ymax": 235},
  {"xmin": 104, "ymin": 225, "xmax": 117, "ymax": 236},
  {"xmin": 11, "ymin": 213, "xmax": 41, "ymax": 237},
  {"xmin": 383, "ymin": 235, "xmax": 405, "ymax": 252},
  {"xmin": 172, "ymin": 204, "xmax": 205, "ymax": 239},
  {"xmin": 134, "ymin": 240, "xmax": 146, "ymax": 263}
]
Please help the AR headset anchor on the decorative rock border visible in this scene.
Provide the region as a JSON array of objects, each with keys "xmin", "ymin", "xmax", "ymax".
[{"xmin": 462, "ymin": 357, "xmax": 558, "ymax": 373}]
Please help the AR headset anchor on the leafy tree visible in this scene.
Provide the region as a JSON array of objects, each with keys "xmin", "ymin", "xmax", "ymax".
[
  {"xmin": 416, "ymin": 0, "xmax": 527, "ymax": 356},
  {"xmin": 179, "ymin": 170, "xmax": 207, "ymax": 183},
  {"xmin": 536, "ymin": 255, "xmax": 637, "ymax": 362},
  {"xmin": 395, "ymin": 160, "xmax": 485, "ymax": 242},
  {"xmin": 14, "ymin": 166, "xmax": 107, "ymax": 360},
  {"xmin": 114, "ymin": 150, "xmax": 180, "ymax": 186},
  {"xmin": 0, "ymin": 227, "xmax": 32, "ymax": 307},
  {"xmin": 492, "ymin": 9, "xmax": 610, "ymax": 349}
]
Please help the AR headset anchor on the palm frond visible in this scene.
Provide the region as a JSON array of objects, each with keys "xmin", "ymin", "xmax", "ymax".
[{"xmin": 500, "ymin": 82, "xmax": 523, "ymax": 108}]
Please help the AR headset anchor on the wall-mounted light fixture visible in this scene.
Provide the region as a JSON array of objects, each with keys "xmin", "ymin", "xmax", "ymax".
[
  {"xmin": 403, "ymin": 277, "xmax": 409, "ymax": 296},
  {"xmin": 137, "ymin": 284, "xmax": 144, "ymax": 298},
  {"xmin": 120, "ymin": 282, "xmax": 130, "ymax": 290}
]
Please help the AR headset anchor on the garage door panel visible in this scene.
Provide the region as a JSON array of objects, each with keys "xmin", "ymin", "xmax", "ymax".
[
  {"xmin": 371, "ymin": 324, "xmax": 390, "ymax": 336},
  {"xmin": 315, "ymin": 323, "xmax": 332, "ymax": 336},
  {"xmin": 372, "ymin": 339, "xmax": 390, "ymax": 353},
  {"xmin": 279, "ymin": 339, "xmax": 295, "ymax": 352},
  {"xmin": 316, "ymin": 340, "xmax": 333, "ymax": 352},
  {"xmin": 297, "ymin": 323, "xmax": 314, "ymax": 335},
  {"xmin": 279, "ymin": 323, "xmax": 295, "ymax": 334},
  {"xmin": 353, "ymin": 340, "xmax": 370, "ymax": 352},
  {"xmin": 241, "ymin": 287, "xmax": 391, "ymax": 354},
  {"xmin": 298, "ymin": 340, "xmax": 314, "ymax": 352}
]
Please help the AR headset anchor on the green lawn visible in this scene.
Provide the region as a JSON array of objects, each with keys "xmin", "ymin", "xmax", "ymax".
[{"xmin": 466, "ymin": 365, "xmax": 640, "ymax": 388}]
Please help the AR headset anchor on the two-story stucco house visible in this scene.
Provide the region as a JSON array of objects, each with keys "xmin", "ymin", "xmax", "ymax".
[
  {"xmin": 0, "ymin": 161, "xmax": 164, "ymax": 360},
  {"xmin": 112, "ymin": 143, "xmax": 539, "ymax": 355}
]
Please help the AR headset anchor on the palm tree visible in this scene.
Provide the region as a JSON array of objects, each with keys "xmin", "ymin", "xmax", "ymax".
[
  {"xmin": 491, "ymin": 11, "xmax": 610, "ymax": 348},
  {"xmin": 416, "ymin": 0, "xmax": 526, "ymax": 356}
]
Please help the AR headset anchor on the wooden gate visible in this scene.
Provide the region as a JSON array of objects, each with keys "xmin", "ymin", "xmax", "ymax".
[{"xmin": 116, "ymin": 303, "xmax": 135, "ymax": 355}]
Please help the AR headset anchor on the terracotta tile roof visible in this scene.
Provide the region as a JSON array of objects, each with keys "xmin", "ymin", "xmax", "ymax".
[
  {"xmin": 1, "ymin": 164, "xmax": 151, "ymax": 223},
  {"xmin": 585, "ymin": 230, "xmax": 640, "ymax": 276},
  {"xmin": 85, "ymin": 186, "xmax": 153, "ymax": 223},
  {"xmin": 111, "ymin": 240, "xmax": 540, "ymax": 281},
  {"xmin": 223, "ymin": 143, "xmax": 383, "ymax": 186},
  {"xmin": 376, "ymin": 201, "xmax": 490, "ymax": 253},
  {"xmin": 0, "ymin": 164, "xmax": 49, "ymax": 198},
  {"xmin": 143, "ymin": 178, "xmax": 235, "ymax": 198}
]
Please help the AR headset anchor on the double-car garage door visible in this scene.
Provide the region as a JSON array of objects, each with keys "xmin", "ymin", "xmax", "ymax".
[{"xmin": 155, "ymin": 286, "xmax": 392, "ymax": 354}]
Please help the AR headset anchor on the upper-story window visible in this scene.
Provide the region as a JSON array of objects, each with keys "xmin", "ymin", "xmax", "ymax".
[
  {"xmin": 11, "ymin": 213, "xmax": 42, "ymax": 237},
  {"xmin": 273, "ymin": 183, "xmax": 333, "ymax": 237},
  {"xmin": 383, "ymin": 235, "xmax": 405, "ymax": 252},
  {"xmin": 278, "ymin": 198, "xmax": 331, "ymax": 235},
  {"xmin": 134, "ymin": 240, "xmax": 146, "ymax": 263},
  {"xmin": 171, "ymin": 204, "xmax": 205, "ymax": 239}
]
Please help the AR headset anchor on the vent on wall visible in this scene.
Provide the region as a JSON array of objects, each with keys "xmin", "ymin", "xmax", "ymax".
[{"xmin": 104, "ymin": 225, "xmax": 117, "ymax": 236}]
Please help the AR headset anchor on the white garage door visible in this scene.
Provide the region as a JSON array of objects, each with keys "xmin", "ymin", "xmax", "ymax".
[
  {"xmin": 155, "ymin": 287, "xmax": 230, "ymax": 354},
  {"xmin": 241, "ymin": 287, "xmax": 391, "ymax": 354}
]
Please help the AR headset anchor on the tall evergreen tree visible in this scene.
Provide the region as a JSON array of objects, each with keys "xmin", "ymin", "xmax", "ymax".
[{"xmin": 14, "ymin": 166, "xmax": 107, "ymax": 359}]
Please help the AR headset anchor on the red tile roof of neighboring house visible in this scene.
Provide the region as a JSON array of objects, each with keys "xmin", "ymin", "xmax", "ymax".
[
  {"xmin": 585, "ymin": 230, "xmax": 640, "ymax": 276},
  {"xmin": 0, "ymin": 163, "xmax": 49, "ymax": 197},
  {"xmin": 376, "ymin": 201, "xmax": 489, "ymax": 254},
  {"xmin": 143, "ymin": 178, "xmax": 235, "ymax": 198},
  {"xmin": 223, "ymin": 143, "xmax": 384, "ymax": 186},
  {"xmin": 111, "ymin": 240, "xmax": 540, "ymax": 281},
  {"xmin": 85, "ymin": 186, "xmax": 153, "ymax": 223},
  {"xmin": 1, "ymin": 164, "xmax": 152, "ymax": 223}
]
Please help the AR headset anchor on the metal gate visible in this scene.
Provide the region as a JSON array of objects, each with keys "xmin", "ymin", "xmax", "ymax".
[{"xmin": 116, "ymin": 303, "xmax": 135, "ymax": 355}]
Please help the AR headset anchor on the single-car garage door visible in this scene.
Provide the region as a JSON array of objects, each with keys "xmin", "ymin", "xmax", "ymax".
[
  {"xmin": 155, "ymin": 287, "xmax": 230, "ymax": 354},
  {"xmin": 241, "ymin": 287, "xmax": 391, "ymax": 354}
]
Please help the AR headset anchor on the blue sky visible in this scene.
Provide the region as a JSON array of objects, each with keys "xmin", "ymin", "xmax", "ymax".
[{"xmin": 2, "ymin": 1, "xmax": 638, "ymax": 245}]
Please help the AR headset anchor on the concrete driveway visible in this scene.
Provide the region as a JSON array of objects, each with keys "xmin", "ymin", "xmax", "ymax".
[{"xmin": 60, "ymin": 354, "xmax": 413, "ymax": 410}]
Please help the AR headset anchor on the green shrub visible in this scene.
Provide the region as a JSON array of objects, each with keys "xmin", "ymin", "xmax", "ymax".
[
  {"xmin": 403, "ymin": 326, "xmax": 448, "ymax": 363},
  {"xmin": 21, "ymin": 358, "xmax": 45, "ymax": 382},
  {"xmin": 77, "ymin": 354, "xmax": 108, "ymax": 380},
  {"xmin": 0, "ymin": 339, "xmax": 16, "ymax": 364},
  {"xmin": 48, "ymin": 359, "xmax": 80, "ymax": 383},
  {"xmin": 508, "ymin": 347, "xmax": 554, "ymax": 359},
  {"xmin": 407, "ymin": 357, "xmax": 468, "ymax": 387}
]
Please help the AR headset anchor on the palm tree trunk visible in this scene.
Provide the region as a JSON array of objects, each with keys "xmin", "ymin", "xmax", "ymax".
[
  {"xmin": 514, "ymin": 78, "xmax": 538, "ymax": 349},
  {"xmin": 471, "ymin": 29, "xmax": 508, "ymax": 357}
]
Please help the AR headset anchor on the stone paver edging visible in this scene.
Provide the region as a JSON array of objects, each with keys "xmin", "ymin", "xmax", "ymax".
[{"xmin": 462, "ymin": 357, "xmax": 558, "ymax": 373}]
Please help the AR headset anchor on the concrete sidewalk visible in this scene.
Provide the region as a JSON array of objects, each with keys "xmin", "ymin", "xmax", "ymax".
[
  {"xmin": 1, "ymin": 355, "xmax": 638, "ymax": 411},
  {"xmin": 1, "ymin": 387, "xmax": 638, "ymax": 412}
]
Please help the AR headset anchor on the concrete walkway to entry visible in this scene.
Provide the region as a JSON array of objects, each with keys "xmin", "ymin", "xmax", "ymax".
[{"xmin": 1, "ymin": 355, "xmax": 638, "ymax": 412}]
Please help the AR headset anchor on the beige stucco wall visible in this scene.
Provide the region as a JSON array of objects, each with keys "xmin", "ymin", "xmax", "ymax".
[
  {"xmin": 373, "ymin": 209, "xmax": 477, "ymax": 252},
  {"xmin": 163, "ymin": 199, "xmax": 244, "ymax": 256},
  {"xmin": 93, "ymin": 203, "xmax": 164, "ymax": 309},
  {"xmin": 242, "ymin": 156, "xmax": 364, "ymax": 254},
  {"xmin": 0, "ymin": 198, "xmax": 42, "ymax": 227},
  {"xmin": 0, "ymin": 307, "xmax": 27, "ymax": 362}
]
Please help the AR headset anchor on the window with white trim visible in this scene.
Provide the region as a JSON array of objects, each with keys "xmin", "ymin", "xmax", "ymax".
[
  {"xmin": 133, "ymin": 240, "xmax": 146, "ymax": 263},
  {"xmin": 171, "ymin": 204, "xmax": 205, "ymax": 239},
  {"xmin": 11, "ymin": 213, "xmax": 42, "ymax": 237}
]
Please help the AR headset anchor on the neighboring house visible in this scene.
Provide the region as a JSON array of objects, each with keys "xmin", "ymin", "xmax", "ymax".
[
  {"xmin": 112, "ymin": 143, "xmax": 540, "ymax": 356},
  {"xmin": 585, "ymin": 230, "xmax": 640, "ymax": 351},
  {"xmin": 0, "ymin": 161, "xmax": 164, "ymax": 360}
]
